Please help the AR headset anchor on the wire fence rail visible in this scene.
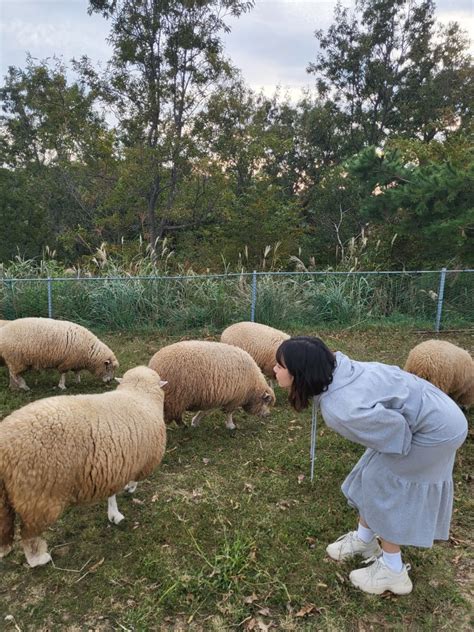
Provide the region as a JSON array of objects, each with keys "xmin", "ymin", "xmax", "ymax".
[{"xmin": 1, "ymin": 268, "xmax": 473, "ymax": 332}]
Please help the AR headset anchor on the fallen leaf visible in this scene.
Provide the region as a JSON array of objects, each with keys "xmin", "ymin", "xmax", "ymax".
[
  {"xmin": 297, "ymin": 474, "xmax": 305, "ymax": 484},
  {"xmin": 244, "ymin": 593, "xmax": 259, "ymax": 604},
  {"xmin": 295, "ymin": 604, "xmax": 316, "ymax": 617},
  {"xmin": 88, "ymin": 558, "xmax": 105, "ymax": 573},
  {"xmin": 132, "ymin": 498, "xmax": 144, "ymax": 505},
  {"xmin": 257, "ymin": 607, "xmax": 271, "ymax": 616}
]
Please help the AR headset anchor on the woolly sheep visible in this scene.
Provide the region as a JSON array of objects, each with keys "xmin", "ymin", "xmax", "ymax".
[
  {"xmin": 0, "ymin": 366, "xmax": 167, "ymax": 567},
  {"xmin": 148, "ymin": 340, "xmax": 275, "ymax": 429},
  {"xmin": 0, "ymin": 317, "xmax": 119, "ymax": 391},
  {"xmin": 404, "ymin": 339, "xmax": 474, "ymax": 407},
  {"xmin": 220, "ymin": 321, "xmax": 290, "ymax": 380}
]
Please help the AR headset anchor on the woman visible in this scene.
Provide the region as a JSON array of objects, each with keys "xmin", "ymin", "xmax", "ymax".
[{"xmin": 274, "ymin": 336, "xmax": 468, "ymax": 595}]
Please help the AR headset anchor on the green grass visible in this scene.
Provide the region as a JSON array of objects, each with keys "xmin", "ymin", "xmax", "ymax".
[{"xmin": 0, "ymin": 326, "xmax": 472, "ymax": 631}]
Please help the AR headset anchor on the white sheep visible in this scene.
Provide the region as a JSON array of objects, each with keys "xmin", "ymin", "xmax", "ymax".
[
  {"xmin": 220, "ymin": 321, "xmax": 290, "ymax": 380},
  {"xmin": 0, "ymin": 317, "xmax": 119, "ymax": 390},
  {"xmin": 0, "ymin": 366, "xmax": 167, "ymax": 567},
  {"xmin": 148, "ymin": 340, "xmax": 275, "ymax": 429},
  {"xmin": 404, "ymin": 339, "xmax": 474, "ymax": 407}
]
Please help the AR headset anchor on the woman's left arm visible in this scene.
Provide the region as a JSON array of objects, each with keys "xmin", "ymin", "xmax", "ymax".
[{"xmin": 322, "ymin": 401, "xmax": 413, "ymax": 455}]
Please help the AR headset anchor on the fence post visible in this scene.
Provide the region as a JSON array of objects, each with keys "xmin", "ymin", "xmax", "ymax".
[
  {"xmin": 250, "ymin": 270, "xmax": 257, "ymax": 322},
  {"xmin": 47, "ymin": 277, "xmax": 53, "ymax": 318},
  {"xmin": 434, "ymin": 267, "xmax": 447, "ymax": 333}
]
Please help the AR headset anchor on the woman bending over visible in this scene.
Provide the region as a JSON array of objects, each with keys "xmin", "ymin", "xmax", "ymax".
[{"xmin": 274, "ymin": 336, "xmax": 467, "ymax": 595}]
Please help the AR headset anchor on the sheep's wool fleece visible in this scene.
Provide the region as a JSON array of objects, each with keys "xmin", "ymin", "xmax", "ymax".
[
  {"xmin": 220, "ymin": 321, "xmax": 290, "ymax": 378},
  {"xmin": 318, "ymin": 352, "xmax": 468, "ymax": 547},
  {"xmin": 149, "ymin": 340, "xmax": 272, "ymax": 419},
  {"xmin": 0, "ymin": 367, "xmax": 166, "ymax": 505},
  {"xmin": 0, "ymin": 317, "xmax": 117, "ymax": 373},
  {"xmin": 404, "ymin": 339, "xmax": 473, "ymax": 406}
]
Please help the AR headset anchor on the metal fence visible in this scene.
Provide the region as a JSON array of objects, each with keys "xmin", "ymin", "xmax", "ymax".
[{"xmin": 1, "ymin": 268, "xmax": 473, "ymax": 332}]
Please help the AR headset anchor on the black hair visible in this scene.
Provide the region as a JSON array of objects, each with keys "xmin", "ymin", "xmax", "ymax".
[{"xmin": 275, "ymin": 336, "xmax": 336, "ymax": 411}]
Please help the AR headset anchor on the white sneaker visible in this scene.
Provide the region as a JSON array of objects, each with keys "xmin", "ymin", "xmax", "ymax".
[
  {"xmin": 326, "ymin": 531, "xmax": 382, "ymax": 561},
  {"xmin": 349, "ymin": 556, "xmax": 413, "ymax": 595}
]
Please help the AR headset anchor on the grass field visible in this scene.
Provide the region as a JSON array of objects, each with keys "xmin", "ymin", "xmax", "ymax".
[{"xmin": 0, "ymin": 326, "xmax": 472, "ymax": 631}]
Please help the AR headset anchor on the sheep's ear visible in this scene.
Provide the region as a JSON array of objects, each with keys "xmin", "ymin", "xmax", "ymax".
[
  {"xmin": 262, "ymin": 392, "xmax": 273, "ymax": 403},
  {"xmin": 159, "ymin": 380, "xmax": 168, "ymax": 388},
  {"xmin": 115, "ymin": 377, "xmax": 123, "ymax": 383}
]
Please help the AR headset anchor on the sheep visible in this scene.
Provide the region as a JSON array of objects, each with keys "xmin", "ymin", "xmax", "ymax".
[
  {"xmin": 0, "ymin": 317, "xmax": 119, "ymax": 391},
  {"xmin": 0, "ymin": 366, "xmax": 167, "ymax": 567},
  {"xmin": 404, "ymin": 339, "xmax": 474, "ymax": 407},
  {"xmin": 148, "ymin": 340, "xmax": 275, "ymax": 429},
  {"xmin": 220, "ymin": 321, "xmax": 290, "ymax": 380}
]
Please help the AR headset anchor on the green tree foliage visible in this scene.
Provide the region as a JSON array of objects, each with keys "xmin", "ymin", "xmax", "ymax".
[
  {"xmin": 308, "ymin": 0, "xmax": 473, "ymax": 150},
  {"xmin": 0, "ymin": 169, "xmax": 50, "ymax": 262},
  {"xmin": 347, "ymin": 134, "xmax": 474, "ymax": 267},
  {"xmin": 0, "ymin": 0, "xmax": 472, "ymax": 272},
  {"xmin": 0, "ymin": 57, "xmax": 117, "ymax": 259},
  {"xmin": 80, "ymin": 0, "xmax": 254, "ymax": 249}
]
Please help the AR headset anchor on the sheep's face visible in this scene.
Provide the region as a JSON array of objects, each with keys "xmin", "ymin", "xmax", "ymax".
[
  {"xmin": 97, "ymin": 356, "xmax": 119, "ymax": 382},
  {"xmin": 243, "ymin": 389, "xmax": 276, "ymax": 417}
]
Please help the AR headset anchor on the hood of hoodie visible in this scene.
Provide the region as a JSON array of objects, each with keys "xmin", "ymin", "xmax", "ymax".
[{"xmin": 325, "ymin": 351, "xmax": 363, "ymax": 393}]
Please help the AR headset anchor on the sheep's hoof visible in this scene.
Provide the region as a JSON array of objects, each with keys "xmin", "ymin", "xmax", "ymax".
[
  {"xmin": 10, "ymin": 382, "xmax": 30, "ymax": 392},
  {"xmin": 0, "ymin": 544, "xmax": 13, "ymax": 558},
  {"xmin": 108, "ymin": 511, "xmax": 125, "ymax": 525},
  {"xmin": 124, "ymin": 482, "xmax": 137, "ymax": 494},
  {"xmin": 26, "ymin": 552, "xmax": 52, "ymax": 568}
]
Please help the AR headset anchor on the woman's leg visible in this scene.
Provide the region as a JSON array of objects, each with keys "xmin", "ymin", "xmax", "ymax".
[{"xmin": 360, "ymin": 516, "xmax": 403, "ymax": 569}]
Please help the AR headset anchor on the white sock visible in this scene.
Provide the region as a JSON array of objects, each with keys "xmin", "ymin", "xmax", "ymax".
[
  {"xmin": 357, "ymin": 522, "xmax": 374, "ymax": 543},
  {"xmin": 382, "ymin": 550, "xmax": 403, "ymax": 573}
]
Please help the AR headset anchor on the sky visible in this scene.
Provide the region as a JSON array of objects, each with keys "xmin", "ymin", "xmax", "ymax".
[{"xmin": 1, "ymin": 0, "xmax": 473, "ymax": 101}]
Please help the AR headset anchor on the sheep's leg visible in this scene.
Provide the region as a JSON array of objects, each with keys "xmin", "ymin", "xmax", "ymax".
[
  {"xmin": 58, "ymin": 373, "xmax": 67, "ymax": 390},
  {"xmin": 107, "ymin": 495, "xmax": 125, "ymax": 524},
  {"xmin": 224, "ymin": 412, "xmax": 236, "ymax": 430},
  {"xmin": 124, "ymin": 481, "xmax": 137, "ymax": 493},
  {"xmin": 74, "ymin": 371, "xmax": 81, "ymax": 384},
  {"xmin": 191, "ymin": 410, "xmax": 208, "ymax": 427},
  {"xmin": 19, "ymin": 503, "xmax": 64, "ymax": 567},
  {"xmin": 8, "ymin": 370, "xmax": 29, "ymax": 391},
  {"xmin": 0, "ymin": 482, "xmax": 14, "ymax": 558},
  {"xmin": 21, "ymin": 537, "xmax": 52, "ymax": 567},
  {"xmin": 0, "ymin": 543, "xmax": 13, "ymax": 558}
]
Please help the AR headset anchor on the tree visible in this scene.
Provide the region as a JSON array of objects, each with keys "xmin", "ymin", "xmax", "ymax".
[
  {"xmin": 80, "ymin": 0, "xmax": 254, "ymax": 250},
  {"xmin": 308, "ymin": 0, "xmax": 473, "ymax": 151},
  {"xmin": 0, "ymin": 57, "xmax": 116, "ymax": 260},
  {"xmin": 346, "ymin": 134, "xmax": 474, "ymax": 267}
]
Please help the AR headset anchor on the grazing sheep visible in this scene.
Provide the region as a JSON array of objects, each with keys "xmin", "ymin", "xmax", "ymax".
[
  {"xmin": 221, "ymin": 321, "xmax": 290, "ymax": 380},
  {"xmin": 404, "ymin": 339, "xmax": 474, "ymax": 407},
  {"xmin": 0, "ymin": 366, "xmax": 167, "ymax": 567},
  {"xmin": 0, "ymin": 317, "xmax": 119, "ymax": 390},
  {"xmin": 148, "ymin": 340, "xmax": 275, "ymax": 429}
]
